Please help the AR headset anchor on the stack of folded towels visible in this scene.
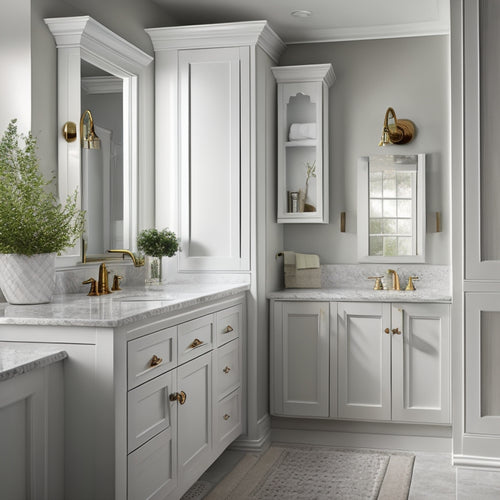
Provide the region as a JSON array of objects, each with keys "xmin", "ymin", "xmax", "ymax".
[
  {"xmin": 289, "ymin": 123, "xmax": 316, "ymax": 141},
  {"xmin": 282, "ymin": 251, "xmax": 321, "ymax": 288}
]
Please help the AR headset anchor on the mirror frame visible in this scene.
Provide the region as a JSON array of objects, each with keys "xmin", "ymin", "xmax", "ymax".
[
  {"xmin": 357, "ymin": 153, "xmax": 426, "ymax": 263},
  {"xmin": 45, "ymin": 16, "xmax": 153, "ymax": 266}
]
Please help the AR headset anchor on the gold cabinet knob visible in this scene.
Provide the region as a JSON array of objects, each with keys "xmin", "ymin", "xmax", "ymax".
[
  {"xmin": 384, "ymin": 328, "xmax": 390, "ymax": 334},
  {"xmin": 188, "ymin": 338, "xmax": 204, "ymax": 349},
  {"xmin": 223, "ymin": 414, "xmax": 230, "ymax": 421},
  {"xmin": 392, "ymin": 328, "xmax": 401, "ymax": 335},
  {"xmin": 223, "ymin": 366, "xmax": 231, "ymax": 374},
  {"xmin": 150, "ymin": 354, "xmax": 163, "ymax": 367},
  {"xmin": 169, "ymin": 391, "xmax": 187, "ymax": 405},
  {"xmin": 223, "ymin": 325, "xmax": 234, "ymax": 334}
]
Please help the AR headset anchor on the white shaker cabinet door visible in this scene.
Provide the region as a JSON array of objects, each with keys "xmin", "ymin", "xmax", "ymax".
[
  {"xmin": 178, "ymin": 46, "xmax": 250, "ymax": 271},
  {"xmin": 391, "ymin": 303, "xmax": 451, "ymax": 424},
  {"xmin": 271, "ymin": 301, "xmax": 330, "ymax": 417},
  {"xmin": 337, "ymin": 302, "xmax": 392, "ymax": 421}
]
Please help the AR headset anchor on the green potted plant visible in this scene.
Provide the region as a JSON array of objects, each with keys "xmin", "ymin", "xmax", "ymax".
[
  {"xmin": 137, "ymin": 228, "xmax": 180, "ymax": 284},
  {"xmin": 0, "ymin": 119, "xmax": 85, "ymax": 304}
]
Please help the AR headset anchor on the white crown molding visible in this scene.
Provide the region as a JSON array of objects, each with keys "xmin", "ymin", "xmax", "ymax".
[
  {"xmin": 285, "ymin": 20, "xmax": 449, "ymax": 45},
  {"xmin": 44, "ymin": 16, "xmax": 153, "ymax": 69},
  {"xmin": 271, "ymin": 64, "xmax": 336, "ymax": 88},
  {"xmin": 146, "ymin": 20, "xmax": 285, "ymax": 63},
  {"xmin": 81, "ymin": 76, "xmax": 123, "ymax": 94}
]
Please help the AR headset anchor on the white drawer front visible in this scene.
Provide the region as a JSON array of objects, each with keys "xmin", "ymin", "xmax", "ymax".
[
  {"xmin": 128, "ymin": 327, "xmax": 177, "ymax": 389},
  {"xmin": 214, "ymin": 388, "xmax": 242, "ymax": 453},
  {"xmin": 216, "ymin": 304, "xmax": 242, "ymax": 346},
  {"xmin": 178, "ymin": 314, "xmax": 214, "ymax": 364},
  {"xmin": 128, "ymin": 428, "xmax": 176, "ymax": 500},
  {"xmin": 128, "ymin": 371, "xmax": 174, "ymax": 453},
  {"xmin": 215, "ymin": 339, "xmax": 240, "ymax": 400}
]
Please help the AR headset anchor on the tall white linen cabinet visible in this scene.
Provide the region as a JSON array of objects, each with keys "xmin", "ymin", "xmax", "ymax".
[
  {"xmin": 147, "ymin": 22, "xmax": 286, "ymax": 451},
  {"xmin": 452, "ymin": 0, "xmax": 500, "ymax": 468}
]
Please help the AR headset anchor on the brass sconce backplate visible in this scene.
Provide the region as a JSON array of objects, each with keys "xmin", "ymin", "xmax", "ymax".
[{"xmin": 379, "ymin": 107, "xmax": 415, "ymax": 146}]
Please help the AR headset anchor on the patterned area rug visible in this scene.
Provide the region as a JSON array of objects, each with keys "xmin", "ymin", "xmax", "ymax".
[{"xmin": 200, "ymin": 446, "xmax": 415, "ymax": 500}]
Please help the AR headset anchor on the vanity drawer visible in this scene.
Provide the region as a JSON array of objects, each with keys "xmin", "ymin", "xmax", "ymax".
[
  {"xmin": 178, "ymin": 314, "xmax": 214, "ymax": 364},
  {"xmin": 128, "ymin": 327, "xmax": 177, "ymax": 389},
  {"xmin": 216, "ymin": 304, "xmax": 242, "ymax": 346},
  {"xmin": 128, "ymin": 371, "xmax": 174, "ymax": 453},
  {"xmin": 215, "ymin": 339, "xmax": 240, "ymax": 400},
  {"xmin": 128, "ymin": 427, "xmax": 176, "ymax": 500},
  {"xmin": 214, "ymin": 388, "xmax": 242, "ymax": 453}
]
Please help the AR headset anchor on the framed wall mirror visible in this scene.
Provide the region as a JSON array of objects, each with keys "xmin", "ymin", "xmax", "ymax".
[
  {"xmin": 45, "ymin": 16, "xmax": 153, "ymax": 266},
  {"xmin": 357, "ymin": 154, "xmax": 426, "ymax": 263}
]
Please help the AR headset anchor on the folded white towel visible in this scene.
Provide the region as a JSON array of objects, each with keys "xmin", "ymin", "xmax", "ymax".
[
  {"xmin": 289, "ymin": 123, "xmax": 316, "ymax": 141},
  {"xmin": 282, "ymin": 251, "xmax": 296, "ymax": 266},
  {"xmin": 295, "ymin": 252, "xmax": 320, "ymax": 270}
]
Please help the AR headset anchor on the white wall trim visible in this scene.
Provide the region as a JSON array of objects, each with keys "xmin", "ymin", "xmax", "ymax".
[
  {"xmin": 146, "ymin": 21, "xmax": 285, "ymax": 63},
  {"xmin": 81, "ymin": 76, "xmax": 122, "ymax": 94},
  {"xmin": 231, "ymin": 413, "xmax": 271, "ymax": 452},
  {"xmin": 453, "ymin": 455, "xmax": 500, "ymax": 470}
]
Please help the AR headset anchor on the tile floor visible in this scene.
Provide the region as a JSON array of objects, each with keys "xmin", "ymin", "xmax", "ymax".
[{"xmin": 185, "ymin": 447, "xmax": 500, "ymax": 499}]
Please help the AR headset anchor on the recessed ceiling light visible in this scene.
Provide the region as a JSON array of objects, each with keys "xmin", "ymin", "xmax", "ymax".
[{"xmin": 290, "ymin": 10, "xmax": 312, "ymax": 18}]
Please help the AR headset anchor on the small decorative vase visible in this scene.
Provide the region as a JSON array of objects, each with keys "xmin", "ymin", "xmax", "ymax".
[
  {"xmin": 145, "ymin": 255, "xmax": 163, "ymax": 285},
  {"xmin": 0, "ymin": 253, "xmax": 56, "ymax": 304}
]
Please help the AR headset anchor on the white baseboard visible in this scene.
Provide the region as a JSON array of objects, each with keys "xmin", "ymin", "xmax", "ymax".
[
  {"xmin": 231, "ymin": 414, "xmax": 271, "ymax": 452},
  {"xmin": 271, "ymin": 428, "xmax": 452, "ymax": 453},
  {"xmin": 453, "ymin": 454, "xmax": 500, "ymax": 470}
]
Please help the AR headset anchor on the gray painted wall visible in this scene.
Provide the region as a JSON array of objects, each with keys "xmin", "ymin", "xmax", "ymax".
[{"xmin": 280, "ymin": 35, "xmax": 451, "ymax": 265}]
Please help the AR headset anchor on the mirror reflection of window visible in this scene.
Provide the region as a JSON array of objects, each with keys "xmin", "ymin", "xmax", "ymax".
[{"xmin": 368, "ymin": 155, "xmax": 417, "ymax": 257}]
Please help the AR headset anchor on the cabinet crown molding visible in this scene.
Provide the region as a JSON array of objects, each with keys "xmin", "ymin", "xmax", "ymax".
[
  {"xmin": 45, "ymin": 16, "xmax": 153, "ymax": 69},
  {"xmin": 146, "ymin": 20, "xmax": 286, "ymax": 63},
  {"xmin": 271, "ymin": 64, "xmax": 336, "ymax": 87}
]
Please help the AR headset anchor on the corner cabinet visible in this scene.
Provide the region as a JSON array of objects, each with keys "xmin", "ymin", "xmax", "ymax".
[
  {"xmin": 271, "ymin": 300, "xmax": 450, "ymax": 426},
  {"xmin": 147, "ymin": 22, "xmax": 285, "ymax": 271},
  {"xmin": 272, "ymin": 64, "xmax": 335, "ymax": 223}
]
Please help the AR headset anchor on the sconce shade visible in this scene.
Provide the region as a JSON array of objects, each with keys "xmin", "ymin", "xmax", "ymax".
[
  {"xmin": 80, "ymin": 109, "xmax": 101, "ymax": 150},
  {"xmin": 378, "ymin": 107, "xmax": 415, "ymax": 146}
]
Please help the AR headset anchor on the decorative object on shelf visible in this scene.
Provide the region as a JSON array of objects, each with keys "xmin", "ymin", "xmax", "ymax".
[
  {"xmin": 137, "ymin": 228, "xmax": 180, "ymax": 284},
  {"xmin": 378, "ymin": 107, "xmax": 415, "ymax": 146},
  {"xmin": 303, "ymin": 160, "xmax": 317, "ymax": 212},
  {"xmin": 0, "ymin": 119, "xmax": 85, "ymax": 304}
]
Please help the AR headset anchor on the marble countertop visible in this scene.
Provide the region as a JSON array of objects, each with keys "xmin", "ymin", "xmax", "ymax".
[
  {"xmin": 0, "ymin": 343, "xmax": 67, "ymax": 381},
  {"xmin": 267, "ymin": 287, "xmax": 452, "ymax": 303},
  {"xmin": 0, "ymin": 283, "xmax": 249, "ymax": 328}
]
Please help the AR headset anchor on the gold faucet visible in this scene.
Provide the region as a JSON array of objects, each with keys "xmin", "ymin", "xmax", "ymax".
[
  {"xmin": 107, "ymin": 249, "xmax": 145, "ymax": 267},
  {"xmin": 387, "ymin": 269, "xmax": 401, "ymax": 291}
]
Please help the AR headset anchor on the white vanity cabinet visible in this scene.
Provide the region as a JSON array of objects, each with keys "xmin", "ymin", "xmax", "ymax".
[
  {"xmin": 0, "ymin": 293, "xmax": 245, "ymax": 500},
  {"xmin": 271, "ymin": 301, "xmax": 333, "ymax": 418},
  {"xmin": 271, "ymin": 299, "xmax": 450, "ymax": 426},
  {"xmin": 338, "ymin": 302, "xmax": 450, "ymax": 424}
]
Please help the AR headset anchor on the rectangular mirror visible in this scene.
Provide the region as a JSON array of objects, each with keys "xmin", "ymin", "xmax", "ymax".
[{"xmin": 357, "ymin": 154, "xmax": 426, "ymax": 263}]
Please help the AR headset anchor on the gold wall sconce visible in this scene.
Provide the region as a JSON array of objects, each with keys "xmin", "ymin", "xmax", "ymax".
[
  {"xmin": 62, "ymin": 109, "xmax": 101, "ymax": 150},
  {"xmin": 378, "ymin": 107, "xmax": 415, "ymax": 146}
]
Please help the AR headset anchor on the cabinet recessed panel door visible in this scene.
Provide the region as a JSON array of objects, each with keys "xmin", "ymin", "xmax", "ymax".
[
  {"xmin": 338, "ymin": 302, "xmax": 391, "ymax": 420},
  {"xmin": 272, "ymin": 301, "xmax": 330, "ymax": 417},
  {"xmin": 465, "ymin": 293, "xmax": 500, "ymax": 435},
  {"xmin": 176, "ymin": 351, "xmax": 212, "ymax": 490},
  {"xmin": 178, "ymin": 47, "xmax": 250, "ymax": 271},
  {"xmin": 391, "ymin": 304, "xmax": 450, "ymax": 424}
]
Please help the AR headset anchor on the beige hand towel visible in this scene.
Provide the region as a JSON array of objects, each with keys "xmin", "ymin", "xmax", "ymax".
[
  {"xmin": 282, "ymin": 251, "xmax": 296, "ymax": 266},
  {"xmin": 295, "ymin": 252, "xmax": 320, "ymax": 270}
]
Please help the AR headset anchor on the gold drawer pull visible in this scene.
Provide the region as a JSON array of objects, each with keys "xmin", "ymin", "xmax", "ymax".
[
  {"xmin": 169, "ymin": 391, "xmax": 187, "ymax": 405},
  {"xmin": 223, "ymin": 325, "xmax": 234, "ymax": 334},
  {"xmin": 189, "ymin": 338, "xmax": 204, "ymax": 349},
  {"xmin": 384, "ymin": 328, "xmax": 390, "ymax": 334},
  {"xmin": 392, "ymin": 328, "xmax": 401, "ymax": 335},
  {"xmin": 223, "ymin": 366, "xmax": 231, "ymax": 374},
  {"xmin": 150, "ymin": 354, "xmax": 163, "ymax": 367},
  {"xmin": 223, "ymin": 414, "xmax": 231, "ymax": 421}
]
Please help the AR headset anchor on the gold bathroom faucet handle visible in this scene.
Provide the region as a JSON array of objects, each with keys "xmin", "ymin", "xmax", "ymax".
[
  {"xmin": 112, "ymin": 275, "xmax": 123, "ymax": 291},
  {"xmin": 368, "ymin": 276, "xmax": 384, "ymax": 290},
  {"xmin": 405, "ymin": 276, "xmax": 420, "ymax": 291},
  {"xmin": 82, "ymin": 277, "xmax": 99, "ymax": 296}
]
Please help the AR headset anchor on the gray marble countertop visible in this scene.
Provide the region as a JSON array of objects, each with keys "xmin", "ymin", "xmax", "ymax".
[
  {"xmin": 0, "ymin": 283, "xmax": 249, "ymax": 328},
  {"xmin": 267, "ymin": 287, "xmax": 452, "ymax": 303},
  {"xmin": 0, "ymin": 343, "xmax": 67, "ymax": 381}
]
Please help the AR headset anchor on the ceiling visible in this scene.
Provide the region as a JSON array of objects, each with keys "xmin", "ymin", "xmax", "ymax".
[{"xmin": 153, "ymin": 0, "xmax": 450, "ymax": 44}]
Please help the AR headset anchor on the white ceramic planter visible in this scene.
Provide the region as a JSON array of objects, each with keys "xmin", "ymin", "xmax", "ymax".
[{"xmin": 0, "ymin": 253, "xmax": 56, "ymax": 304}]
